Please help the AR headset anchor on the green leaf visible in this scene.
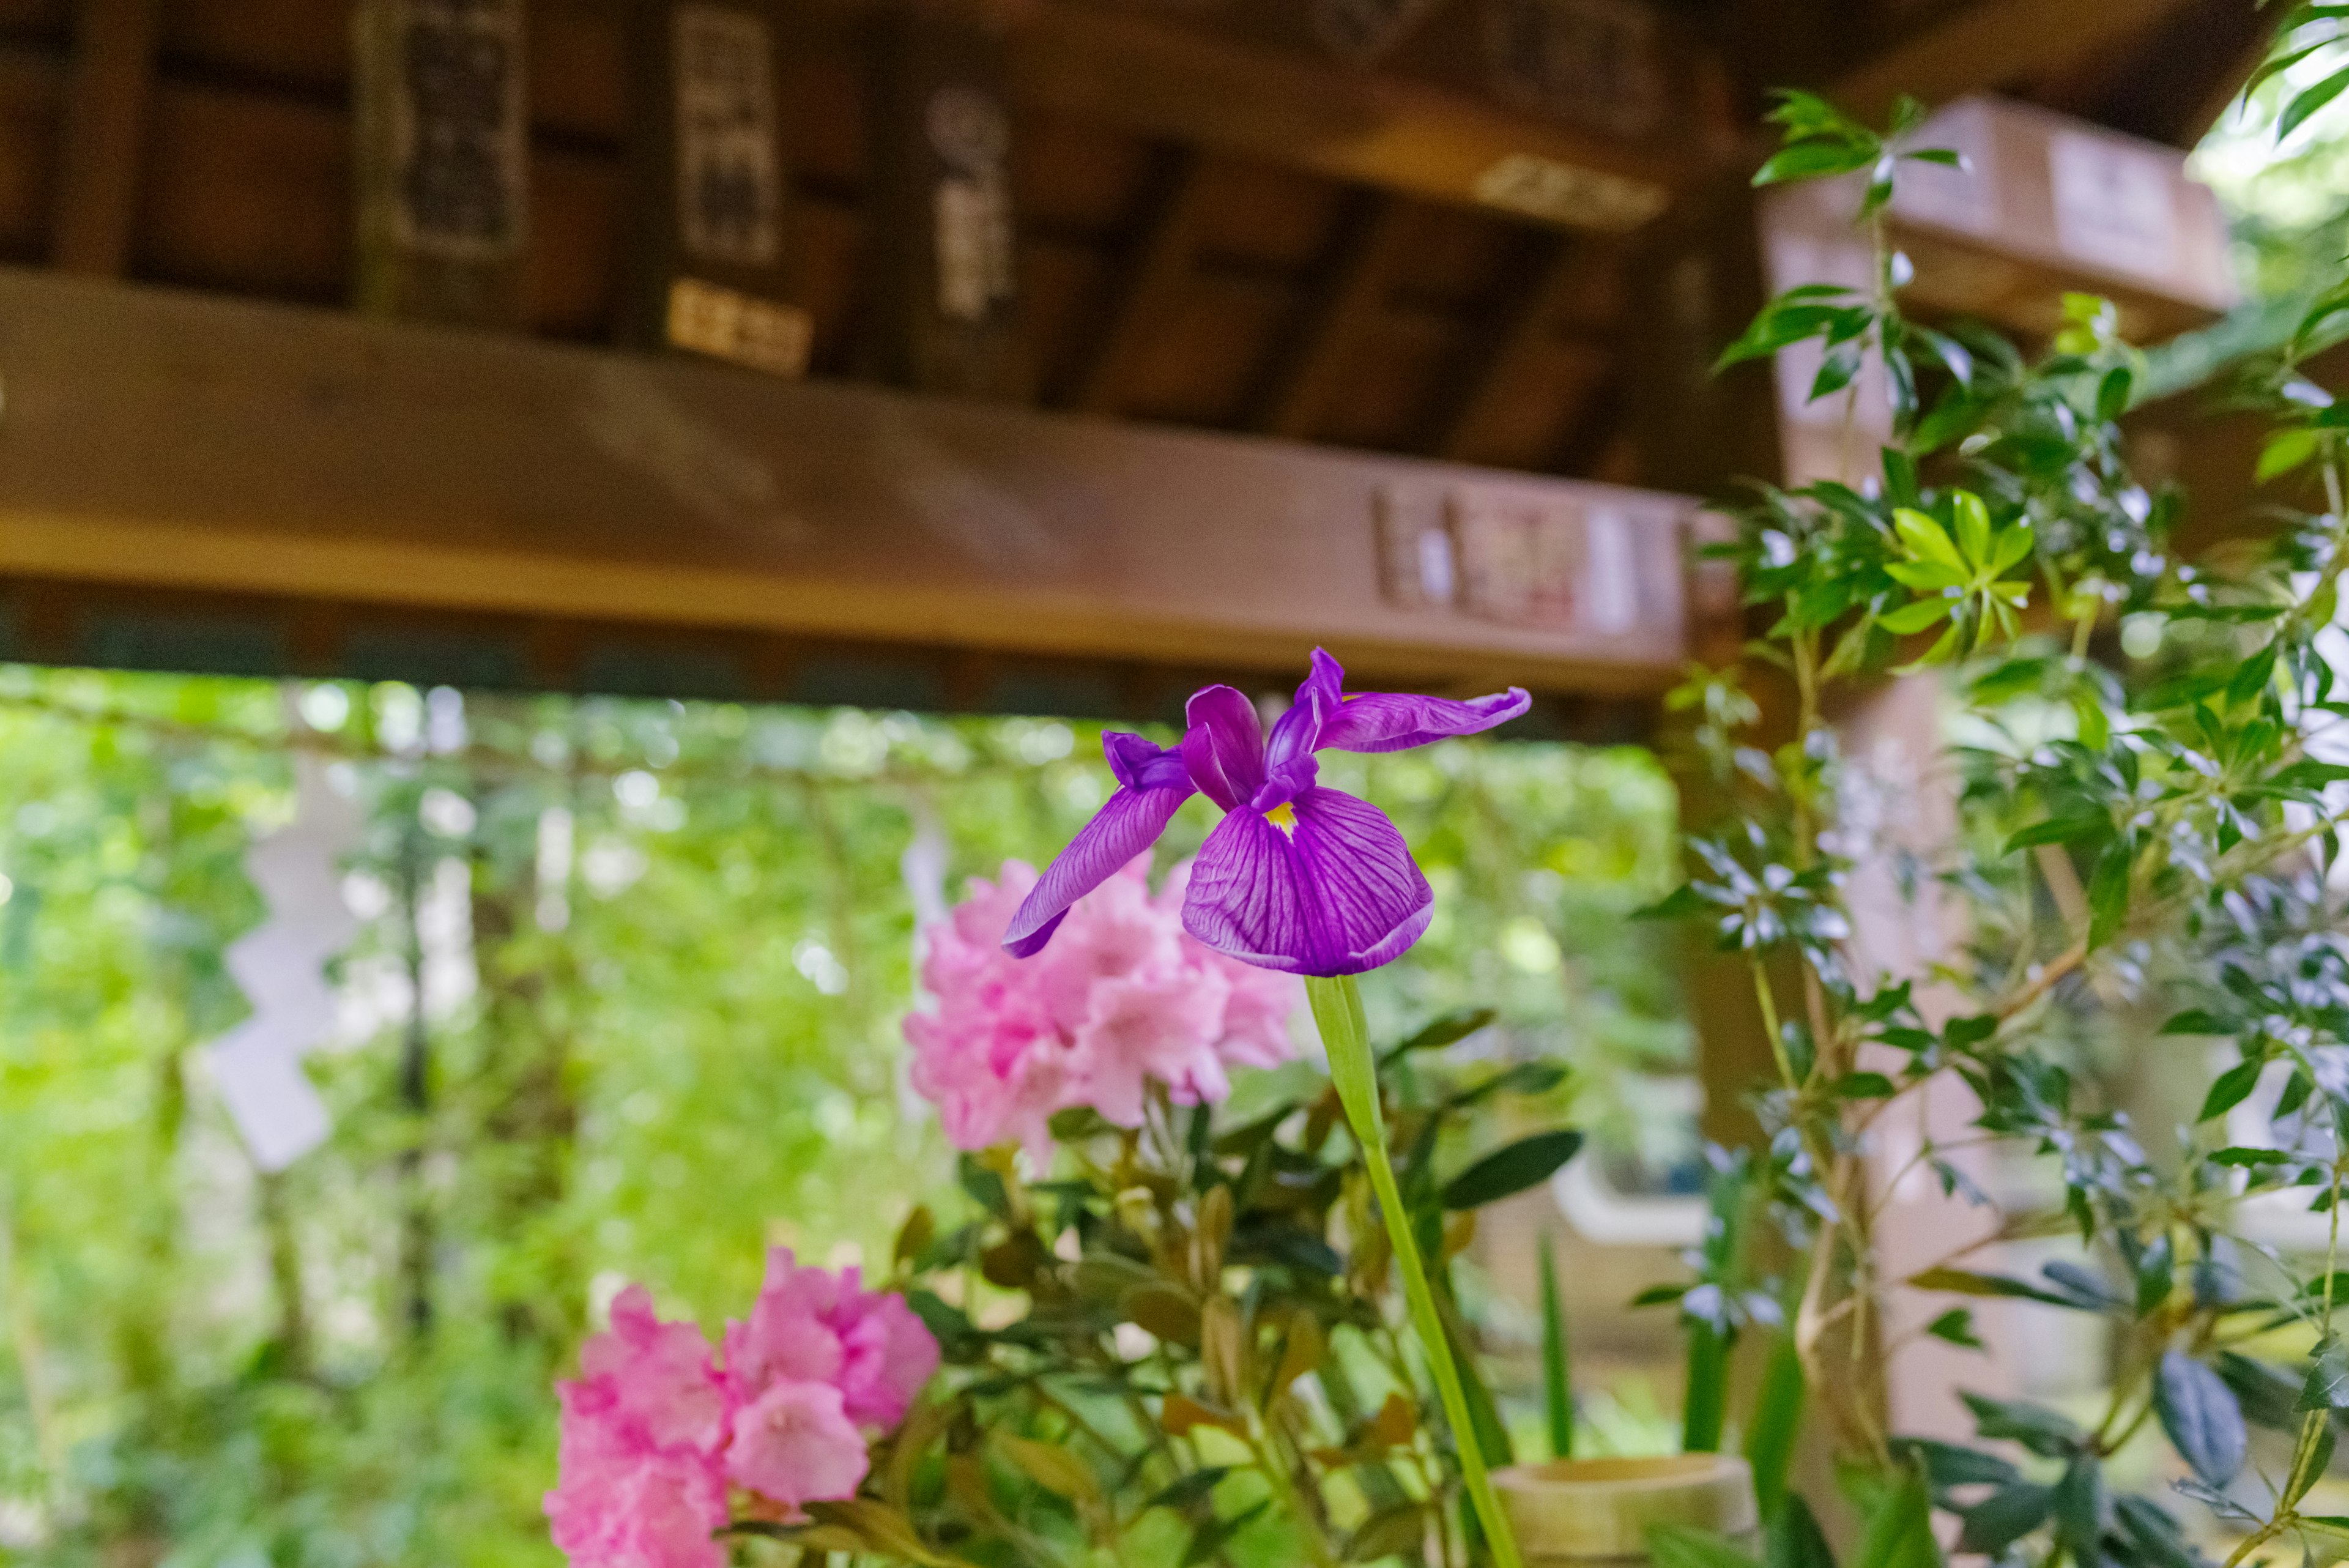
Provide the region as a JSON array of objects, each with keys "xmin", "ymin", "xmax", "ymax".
[
  {"xmin": 2050, "ymin": 1458, "xmax": 2106, "ymax": 1568},
  {"xmin": 2260, "ymin": 426, "xmax": 2322, "ymax": 482},
  {"xmin": 1890, "ymin": 1438, "xmax": 2018, "ymax": 1488},
  {"xmin": 2096, "ymin": 366, "xmax": 2134, "ymax": 422},
  {"xmin": 1766, "ymin": 1497, "xmax": 1837, "ymax": 1568},
  {"xmin": 1650, "ymin": 1525, "xmax": 1764, "ymax": 1568},
  {"xmin": 1879, "ymin": 598, "xmax": 1956, "ymax": 635},
  {"xmin": 1754, "ymin": 139, "xmax": 1879, "ymax": 187},
  {"xmin": 1987, "ymin": 523, "xmax": 2035, "ymax": 578},
  {"xmin": 2301, "ymin": 1339, "xmax": 2349, "ymax": 1411},
  {"xmin": 1962, "ymin": 1392, "xmax": 2087, "ymax": 1456},
  {"xmin": 1883, "ymin": 560, "xmax": 1969, "ymax": 592},
  {"xmin": 1830, "ymin": 1071, "xmax": 1897, "ymax": 1099},
  {"xmin": 2282, "ymin": 65, "xmax": 2349, "ymax": 139},
  {"xmin": 1958, "ymin": 1484, "xmax": 2054, "ymax": 1555},
  {"xmin": 1893, "ymin": 508, "xmax": 1965, "ymax": 571},
  {"xmin": 1853, "ymin": 1463, "xmax": 1938, "ymax": 1568},
  {"xmin": 2153, "ymin": 1351, "xmax": 2247, "ymax": 1487},
  {"xmin": 1439, "ymin": 1129, "xmax": 1585, "ymax": 1209},
  {"xmin": 2209, "ymin": 1147, "xmax": 2291, "ymax": 1168},
  {"xmin": 1924, "ymin": 1308, "xmax": 1983, "ymax": 1349},
  {"xmin": 1952, "ymin": 491, "xmax": 1992, "ymax": 565},
  {"xmin": 1912, "ymin": 1266, "xmax": 2086, "ymax": 1309},
  {"xmin": 1683, "ymin": 1323, "xmax": 1731, "ymax": 1453},
  {"xmin": 2199, "ymin": 1057, "xmax": 2266, "ymax": 1122},
  {"xmin": 1745, "ymin": 1337, "xmax": 1806, "ymax": 1520}
]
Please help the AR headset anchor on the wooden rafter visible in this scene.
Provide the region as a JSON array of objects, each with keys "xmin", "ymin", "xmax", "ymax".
[
  {"xmin": 1831, "ymin": 0, "xmax": 2202, "ymax": 125},
  {"xmin": 1061, "ymin": 147, "xmax": 1211, "ymax": 414},
  {"xmin": 0, "ymin": 266, "xmax": 1697, "ymax": 694},
  {"xmin": 1250, "ymin": 196, "xmax": 1413, "ymax": 440},
  {"xmin": 51, "ymin": 0, "xmax": 157, "ymax": 275},
  {"xmin": 1425, "ymin": 235, "xmax": 1620, "ymax": 464}
]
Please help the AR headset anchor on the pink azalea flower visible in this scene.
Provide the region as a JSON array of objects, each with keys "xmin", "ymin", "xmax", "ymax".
[
  {"xmin": 546, "ymin": 1286, "xmax": 729, "ymax": 1568},
  {"xmin": 547, "ymin": 1444, "xmax": 728, "ymax": 1568},
  {"xmin": 724, "ymin": 1380, "xmax": 869, "ymax": 1512},
  {"xmin": 904, "ymin": 856, "xmax": 1301, "ymax": 1155},
  {"xmin": 724, "ymin": 1249, "xmax": 942, "ymax": 1431}
]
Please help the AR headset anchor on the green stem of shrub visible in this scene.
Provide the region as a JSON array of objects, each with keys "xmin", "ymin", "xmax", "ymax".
[{"xmin": 1308, "ymin": 974, "xmax": 1524, "ymax": 1568}]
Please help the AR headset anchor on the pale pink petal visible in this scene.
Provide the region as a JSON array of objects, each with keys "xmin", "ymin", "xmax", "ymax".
[{"xmin": 725, "ymin": 1380, "xmax": 870, "ymax": 1511}]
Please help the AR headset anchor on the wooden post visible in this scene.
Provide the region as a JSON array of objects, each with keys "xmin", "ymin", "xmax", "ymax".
[
  {"xmin": 352, "ymin": 0, "xmax": 531, "ymax": 328},
  {"xmin": 623, "ymin": 0, "xmax": 814, "ymax": 377},
  {"xmin": 860, "ymin": 1, "xmax": 1031, "ymax": 401}
]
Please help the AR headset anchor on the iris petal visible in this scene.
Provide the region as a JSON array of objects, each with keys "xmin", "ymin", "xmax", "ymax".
[
  {"xmin": 1312, "ymin": 686, "xmax": 1532, "ymax": 754},
  {"xmin": 1180, "ymin": 787, "xmax": 1431, "ymax": 976},
  {"xmin": 1181, "ymin": 686, "xmax": 1265, "ymax": 810},
  {"xmin": 1003, "ymin": 748, "xmax": 1195, "ymax": 957}
]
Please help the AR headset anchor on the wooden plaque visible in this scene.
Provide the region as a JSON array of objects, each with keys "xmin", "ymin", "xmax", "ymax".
[
  {"xmin": 861, "ymin": 6, "xmax": 1031, "ymax": 401},
  {"xmin": 352, "ymin": 0, "xmax": 530, "ymax": 327},
  {"xmin": 623, "ymin": 0, "xmax": 812, "ymax": 376}
]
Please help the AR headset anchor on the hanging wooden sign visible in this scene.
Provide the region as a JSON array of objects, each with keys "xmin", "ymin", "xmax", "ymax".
[
  {"xmin": 625, "ymin": 0, "xmax": 812, "ymax": 377},
  {"xmin": 352, "ymin": 0, "xmax": 530, "ymax": 327},
  {"xmin": 1482, "ymin": 0, "xmax": 1664, "ymax": 140},
  {"xmin": 862, "ymin": 4, "xmax": 1030, "ymax": 401}
]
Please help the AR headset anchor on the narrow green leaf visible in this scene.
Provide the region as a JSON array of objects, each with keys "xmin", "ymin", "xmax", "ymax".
[
  {"xmin": 2199, "ymin": 1057, "xmax": 2266, "ymax": 1122},
  {"xmin": 1439, "ymin": 1129, "xmax": 1585, "ymax": 1209},
  {"xmin": 2153, "ymin": 1351, "xmax": 2247, "ymax": 1487},
  {"xmin": 1765, "ymin": 1497, "xmax": 1837, "ymax": 1568},
  {"xmin": 1745, "ymin": 1336, "xmax": 1806, "ymax": 1520},
  {"xmin": 1952, "ymin": 491, "xmax": 1992, "ymax": 565},
  {"xmin": 1958, "ymin": 1484, "xmax": 2054, "ymax": 1555},
  {"xmin": 1538, "ymin": 1231, "xmax": 1573, "ymax": 1460},
  {"xmin": 1683, "ymin": 1323, "xmax": 1730, "ymax": 1454}
]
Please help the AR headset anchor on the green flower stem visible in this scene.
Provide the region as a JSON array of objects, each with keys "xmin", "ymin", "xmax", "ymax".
[{"xmin": 1308, "ymin": 975, "xmax": 1525, "ymax": 1568}]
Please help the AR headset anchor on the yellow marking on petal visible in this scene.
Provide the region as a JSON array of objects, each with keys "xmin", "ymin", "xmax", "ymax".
[{"xmin": 1265, "ymin": 801, "xmax": 1299, "ymax": 836}]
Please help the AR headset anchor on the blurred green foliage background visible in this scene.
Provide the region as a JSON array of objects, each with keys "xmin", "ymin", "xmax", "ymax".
[{"xmin": 0, "ymin": 666, "xmax": 1685, "ymax": 1568}]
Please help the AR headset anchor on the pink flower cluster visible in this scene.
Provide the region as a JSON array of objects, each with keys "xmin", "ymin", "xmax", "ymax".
[
  {"xmin": 546, "ymin": 1249, "xmax": 940, "ymax": 1568},
  {"xmin": 905, "ymin": 856, "xmax": 1299, "ymax": 1160}
]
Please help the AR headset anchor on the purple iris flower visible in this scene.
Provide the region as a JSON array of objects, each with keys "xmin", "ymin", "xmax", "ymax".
[{"xmin": 1001, "ymin": 649, "xmax": 1530, "ymax": 977}]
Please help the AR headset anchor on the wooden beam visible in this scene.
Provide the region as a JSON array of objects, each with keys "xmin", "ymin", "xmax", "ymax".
[
  {"xmin": 1061, "ymin": 147, "xmax": 1210, "ymax": 414},
  {"xmin": 1252, "ymin": 195, "xmax": 1412, "ymax": 439},
  {"xmin": 0, "ymin": 267, "xmax": 1698, "ymax": 694},
  {"xmin": 1832, "ymin": 0, "xmax": 2200, "ymax": 125},
  {"xmin": 51, "ymin": 0, "xmax": 158, "ymax": 275},
  {"xmin": 1427, "ymin": 235, "xmax": 1619, "ymax": 464},
  {"xmin": 1005, "ymin": 4, "xmax": 1678, "ymax": 232}
]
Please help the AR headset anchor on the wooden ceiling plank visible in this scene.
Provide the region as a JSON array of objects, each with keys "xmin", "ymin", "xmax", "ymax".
[
  {"xmin": 51, "ymin": 0, "xmax": 156, "ymax": 275},
  {"xmin": 1427, "ymin": 234, "xmax": 1618, "ymax": 464},
  {"xmin": 800, "ymin": 0, "xmax": 1685, "ymax": 232},
  {"xmin": 1252, "ymin": 195, "xmax": 1412, "ymax": 440},
  {"xmin": 1062, "ymin": 146, "xmax": 1211, "ymax": 414},
  {"xmin": 1831, "ymin": 0, "xmax": 2201, "ymax": 127}
]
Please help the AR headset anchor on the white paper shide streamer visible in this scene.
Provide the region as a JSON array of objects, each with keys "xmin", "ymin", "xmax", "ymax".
[{"xmin": 204, "ymin": 757, "xmax": 362, "ymax": 1172}]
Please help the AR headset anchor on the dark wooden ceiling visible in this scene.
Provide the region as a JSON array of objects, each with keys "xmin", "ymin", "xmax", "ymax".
[{"xmin": 0, "ymin": 0, "xmax": 2271, "ymax": 489}]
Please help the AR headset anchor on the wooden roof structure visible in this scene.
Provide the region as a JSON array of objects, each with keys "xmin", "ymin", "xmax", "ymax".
[{"xmin": 0, "ymin": 0, "xmax": 2273, "ymax": 722}]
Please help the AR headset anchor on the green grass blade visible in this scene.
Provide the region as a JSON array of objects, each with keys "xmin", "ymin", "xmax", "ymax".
[
  {"xmin": 1538, "ymin": 1230, "xmax": 1573, "ymax": 1458},
  {"xmin": 1683, "ymin": 1325, "xmax": 1729, "ymax": 1453},
  {"xmin": 1744, "ymin": 1334, "xmax": 1806, "ymax": 1518}
]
